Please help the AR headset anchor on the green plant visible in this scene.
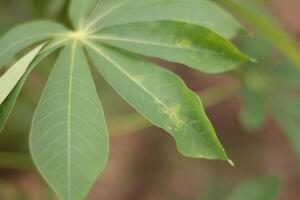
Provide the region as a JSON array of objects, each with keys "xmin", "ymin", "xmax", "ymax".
[
  {"xmin": 2, "ymin": 0, "xmax": 284, "ymax": 199},
  {"xmin": 1, "ymin": 0, "xmax": 300, "ymax": 199}
]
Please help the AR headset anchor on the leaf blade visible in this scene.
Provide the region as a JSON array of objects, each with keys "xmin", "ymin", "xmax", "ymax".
[
  {"xmin": 86, "ymin": 41, "xmax": 228, "ymax": 161},
  {"xmin": 30, "ymin": 42, "xmax": 108, "ymax": 200},
  {"xmin": 68, "ymin": 0, "xmax": 98, "ymax": 28},
  {"xmin": 85, "ymin": 0, "xmax": 242, "ymax": 39},
  {"xmin": 0, "ymin": 20, "xmax": 67, "ymax": 69},
  {"xmin": 0, "ymin": 40, "xmax": 65, "ymax": 133},
  {"xmin": 91, "ymin": 21, "xmax": 248, "ymax": 73}
]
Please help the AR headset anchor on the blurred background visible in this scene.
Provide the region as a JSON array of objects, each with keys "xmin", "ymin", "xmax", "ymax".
[{"xmin": 0, "ymin": 0, "xmax": 300, "ymax": 199}]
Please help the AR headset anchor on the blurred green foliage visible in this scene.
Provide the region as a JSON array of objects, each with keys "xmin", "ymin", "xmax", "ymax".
[
  {"xmin": 237, "ymin": 21, "xmax": 300, "ymax": 168},
  {"xmin": 220, "ymin": 0, "xmax": 300, "ymax": 68},
  {"xmin": 225, "ymin": 176, "xmax": 280, "ymax": 200}
]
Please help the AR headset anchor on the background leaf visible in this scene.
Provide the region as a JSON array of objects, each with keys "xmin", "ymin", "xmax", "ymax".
[
  {"xmin": 30, "ymin": 43, "xmax": 108, "ymax": 200},
  {"xmin": 220, "ymin": 0, "xmax": 300, "ymax": 69},
  {"xmin": 271, "ymin": 96, "xmax": 300, "ymax": 166},
  {"xmin": 238, "ymin": 35, "xmax": 300, "ymax": 166},
  {"xmin": 239, "ymin": 86, "xmax": 266, "ymax": 130},
  {"xmin": 226, "ymin": 176, "xmax": 280, "ymax": 200}
]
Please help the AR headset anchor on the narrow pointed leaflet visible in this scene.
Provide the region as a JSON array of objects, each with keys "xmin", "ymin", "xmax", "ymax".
[
  {"xmin": 0, "ymin": 44, "xmax": 45, "ymax": 105},
  {"xmin": 30, "ymin": 42, "xmax": 108, "ymax": 200},
  {"xmin": 86, "ymin": 41, "xmax": 229, "ymax": 160}
]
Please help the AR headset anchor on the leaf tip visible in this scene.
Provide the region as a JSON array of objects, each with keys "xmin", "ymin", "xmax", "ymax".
[
  {"xmin": 249, "ymin": 57, "xmax": 257, "ymax": 63},
  {"xmin": 227, "ymin": 159, "xmax": 235, "ymax": 167}
]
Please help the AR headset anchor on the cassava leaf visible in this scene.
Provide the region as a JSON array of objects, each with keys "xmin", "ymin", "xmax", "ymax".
[
  {"xmin": 0, "ymin": 1, "xmax": 252, "ymax": 198},
  {"xmin": 0, "ymin": 39, "xmax": 66, "ymax": 132},
  {"xmin": 86, "ymin": 41, "xmax": 229, "ymax": 161},
  {"xmin": 91, "ymin": 20, "xmax": 248, "ymax": 73},
  {"xmin": 30, "ymin": 42, "xmax": 108, "ymax": 200},
  {"xmin": 0, "ymin": 43, "xmax": 45, "ymax": 105},
  {"xmin": 0, "ymin": 20, "xmax": 67, "ymax": 68},
  {"xmin": 85, "ymin": 0, "xmax": 242, "ymax": 39},
  {"xmin": 68, "ymin": 0, "xmax": 98, "ymax": 28}
]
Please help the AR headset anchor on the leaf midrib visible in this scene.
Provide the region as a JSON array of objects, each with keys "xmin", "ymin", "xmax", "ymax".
[
  {"xmin": 84, "ymin": 0, "xmax": 131, "ymax": 31},
  {"xmin": 67, "ymin": 41, "xmax": 77, "ymax": 199},
  {"xmin": 88, "ymin": 35, "xmax": 238, "ymax": 59},
  {"xmin": 84, "ymin": 40, "xmax": 169, "ymax": 111}
]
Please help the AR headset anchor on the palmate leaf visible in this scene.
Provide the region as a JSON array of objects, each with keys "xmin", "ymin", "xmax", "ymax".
[
  {"xmin": 30, "ymin": 42, "xmax": 108, "ymax": 200},
  {"xmin": 86, "ymin": 41, "xmax": 228, "ymax": 160},
  {"xmin": 90, "ymin": 21, "xmax": 248, "ymax": 73},
  {"xmin": 0, "ymin": 0, "xmax": 250, "ymax": 199}
]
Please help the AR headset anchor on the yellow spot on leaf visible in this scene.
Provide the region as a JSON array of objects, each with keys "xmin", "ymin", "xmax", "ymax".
[
  {"xmin": 165, "ymin": 105, "xmax": 184, "ymax": 129},
  {"xmin": 133, "ymin": 75, "xmax": 145, "ymax": 84},
  {"xmin": 176, "ymin": 39, "xmax": 192, "ymax": 48}
]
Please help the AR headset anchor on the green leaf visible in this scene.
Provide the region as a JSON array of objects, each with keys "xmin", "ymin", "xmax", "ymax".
[
  {"xmin": 0, "ymin": 44, "xmax": 45, "ymax": 105},
  {"xmin": 271, "ymin": 96, "xmax": 300, "ymax": 165},
  {"xmin": 91, "ymin": 21, "xmax": 248, "ymax": 73},
  {"xmin": 68, "ymin": 0, "xmax": 98, "ymax": 28},
  {"xmin": 0, "ymin": 39, "xmax": 66, "ymax": 133},
  {"xmin": 0, "ymin": 20, "xmax": 67, "ymax": 69},
  {"xmin": 86, "ymin": 41, "xmax": 229, "ymax": 161},
  {"xmin": 221, "ymin": 0, "xmax": 300, "ymax": 69},
  {"xmin": 226, "ymin": 176, "xmax": 281, "ymax": 200},
  {"xmin": 30, "ymin": 42, "xmax": 108, "ymax": 200},
  {"xmin": 239, "ymin": 86, "xmax": 266, "ymax": 130},
  {"xmin": 238, "ymin": 35, "xmax": 273, "ymax": 62},
  {"xmin": 85, "ymin": 0, "xmax": 242, "ymax": 39}
]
